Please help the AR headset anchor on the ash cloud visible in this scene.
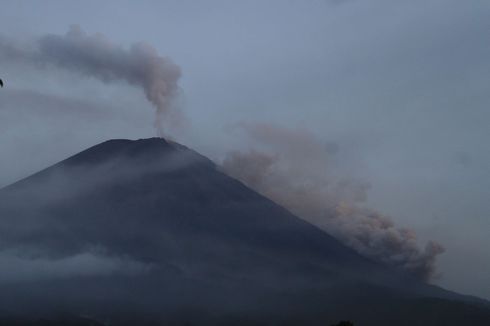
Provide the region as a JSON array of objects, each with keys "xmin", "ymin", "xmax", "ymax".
[
  {"xmin": 0, "ymin": 24, "xmax": 445, "ymax": 282},
  {"xmin": 0, "ymin": 25, "xmax": 181, "ymax": 136},
  {"xmin": 222, "ymin": 123, "xmax": 445, "ymax": 281}
]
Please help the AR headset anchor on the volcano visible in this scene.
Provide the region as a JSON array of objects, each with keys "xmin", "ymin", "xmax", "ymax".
[{"xmin": 0, "ymin": 138, "xmax": 488, "ymax": 325}]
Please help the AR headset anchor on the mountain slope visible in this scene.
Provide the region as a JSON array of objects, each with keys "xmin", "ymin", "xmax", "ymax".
[{"xmin": 0, "ymin": 138, "xmax": 488, "ymax": 325}]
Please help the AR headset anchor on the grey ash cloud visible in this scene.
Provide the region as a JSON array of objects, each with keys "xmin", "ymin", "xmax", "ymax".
[
  {"xmin": 222, "ymin": 123, "xmax": 445, "ymax": 280},
  {"xmin": 0, "ymin": 25, "xmax": 181, "ymax": 136}
]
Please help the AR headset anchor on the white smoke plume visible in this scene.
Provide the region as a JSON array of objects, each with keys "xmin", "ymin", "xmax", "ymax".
[
  {"xmin": 0, "ymin": 25, "xmax": 181, "ymax": 136},
  {"xmin": 222, "ymin": 123, "xmax": 445, "ymax": 281}
]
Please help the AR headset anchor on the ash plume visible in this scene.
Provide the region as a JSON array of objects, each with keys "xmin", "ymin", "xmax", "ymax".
[
  {"xmin": 0, "ymin": 25, "xmax": 181, "ymax": 136},
  {"xmin": 222, "ymin": 123, "xmax": 445, "ymax": 281}
]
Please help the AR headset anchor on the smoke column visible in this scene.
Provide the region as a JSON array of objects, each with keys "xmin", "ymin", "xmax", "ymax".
[
  {"xmin": 222, "ymin": 123, "xmax": 445, "ymax": 281},
  {"xmin": 0, "ymin": 25, "xmax": 181, "ymax": 136}
]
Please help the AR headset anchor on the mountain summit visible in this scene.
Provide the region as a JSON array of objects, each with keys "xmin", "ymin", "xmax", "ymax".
[{"xmin": 0, "ymin": 138, "xmax": 488, "ymax": 325}]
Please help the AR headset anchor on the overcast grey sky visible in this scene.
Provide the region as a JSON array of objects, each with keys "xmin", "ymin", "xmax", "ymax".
[{"xmin": 0, "ymin": 0, "xmax": 489, "ymax": 299}]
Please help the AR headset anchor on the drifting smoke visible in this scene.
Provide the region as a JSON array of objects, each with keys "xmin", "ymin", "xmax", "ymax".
[
  {"xmin": 222, "ymin": 123, "xmax": 445, "ymax": 281},
  {"xmin": 0, "ymin": 25, "xmax": 181, "ymax": 136},
  {"xmin": 0, "ymin": 25, "xmax": 445, "ymax": 281}
]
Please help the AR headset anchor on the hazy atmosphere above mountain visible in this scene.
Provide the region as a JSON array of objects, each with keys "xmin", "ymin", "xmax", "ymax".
[{"xmin": 0, "ymin": 0, "xmax": 489, "ymax": 304}]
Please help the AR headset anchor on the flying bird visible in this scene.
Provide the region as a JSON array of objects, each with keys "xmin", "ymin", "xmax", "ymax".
[{"xmin": 0, "ymin": 79, "xmax": 3, "ymax": 87}]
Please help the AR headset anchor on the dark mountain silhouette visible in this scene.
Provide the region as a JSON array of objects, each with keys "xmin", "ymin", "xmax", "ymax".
[{"xmin": 0, "ymin": 138, "xmax": 488, "ymax": 325}]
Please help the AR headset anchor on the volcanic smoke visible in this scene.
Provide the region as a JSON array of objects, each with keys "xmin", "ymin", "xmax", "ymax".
[
  {"xmin": 0, "ymin": 25, "xmax": 181, "ymax": 136},
  {"xmin": 0, "ymin": 26, "xmax": 444, "ymax": 280},
  {"xmin": 222, "ymin": 123, "xmax": 445, "ymax": 281}
]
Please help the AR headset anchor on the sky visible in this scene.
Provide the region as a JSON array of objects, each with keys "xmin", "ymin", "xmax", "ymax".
[{"xmin": 0, "ymin": 0, "xmax": 489, "ymax": 299}]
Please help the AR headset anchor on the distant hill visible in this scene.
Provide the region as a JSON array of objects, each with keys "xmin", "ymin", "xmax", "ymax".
[{"xmin": 0, "ymin": 138, "xmax": 488, "ymax": 325}]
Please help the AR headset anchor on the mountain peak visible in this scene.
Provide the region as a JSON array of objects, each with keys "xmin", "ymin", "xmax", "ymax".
[
  {"xmin": 4, "ymin": 137, "xmax": 215, "ymax": 191},
  {"xmin": 64, "ymin": 137, "xmax": 213, "ymax": 169},
  {"xmin": 64, "ymin": 137, "xmax": 174, "ymax": 164}
]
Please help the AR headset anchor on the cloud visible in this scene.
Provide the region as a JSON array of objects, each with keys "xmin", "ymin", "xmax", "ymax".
[
  {"xmin": 222, "ymin": 123, "xmax": 444, "ymax": 280},
  {"xmin": 0, "ymin": 25, "xmax": 181, "ymax": 136}
]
